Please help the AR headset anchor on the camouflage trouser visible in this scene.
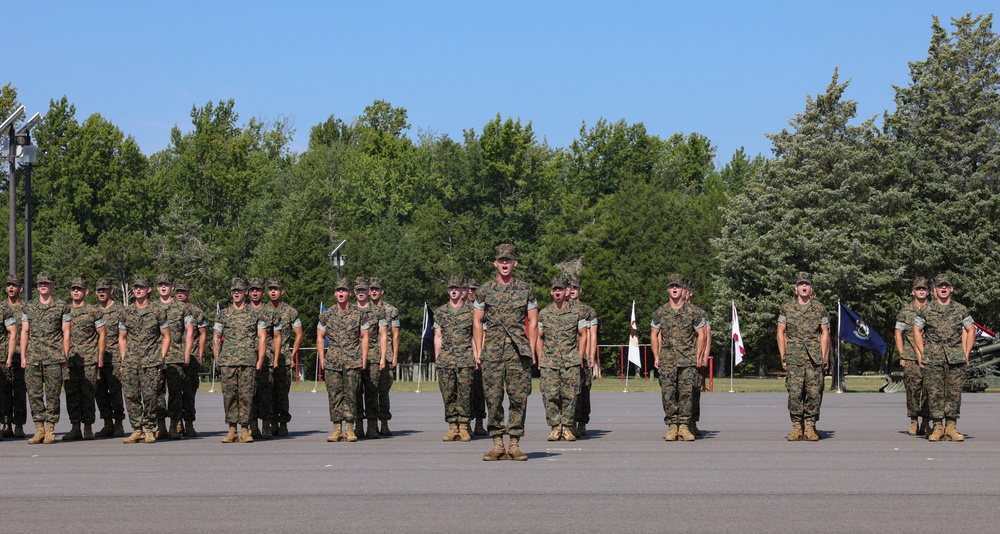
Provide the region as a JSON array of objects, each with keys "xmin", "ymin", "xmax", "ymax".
[
  {"xmin": 163, "ymin": 363, "xmax": 186, "ymax": 420},
  {"xmin": 65, "ymin": 364, "xmax": 99, "ymax": 424},
  {"xmin": 470, "ymin": 367, "xmax": 486, "ymax": 419},
  {"xmin": 378, "ymin": 366, "xmax": 394, "ymax": 420},
  {"xmin": 355, "ymin": 366, "xmax": 379, "ymax": 421},
  {"xmin": 181, "ymin": 360, "xmax": 200, "ymax": 422},
  {"xmin": 2, "ymin": 361, "xmax": 28, "ymax": 425},
  {"xmin": 251, "ymin": 366, "xmax": 274, "ymax": 421},
  {"xmin": 272, "ymin": 365, "xmax": 292, "ymax": 424},
  {"xmin": 438, "ymin": 366, "xmax": 473, "ymax": 424},
  {"xmin": 692, "ymin": 367, "xmax": 704, "ymax": 423},
  {"xmin": 220, "ymin": 365, "xmax": 255, "ymax": 425},
  {"xmin": 26, "ymin": 362, "xmax": 63, "ymax": 424},
  {"xmin": 154, "ymin": 364, "xmax": 168, "ymax": 421},
  {"xmin": 902, "ymin": 360, "xmax": 927, "ymax": 419},
  {"xmin": 541, "ymin": 365, "xmax": 581, "ymax": 427},
  {"xmin": 324, "ymin": 367, "xmax": 360, "ymax": 423},
  {"xmin": 658, "ymin": 365, "xmax": 698, "ymax": 426},
  {"xmin": 574, "ymin": 366, "xmax": 592, "ymax": 425},
  {"xmin": 923, "ymin": 361, "xmax": 964, "ymax": 420},
  {"xmin": 481, "ymin": 337, "xmax": 532, "ymax": 438},
  {"xmin": 122, "ymin": 365, "xmax": 163, "ymax": 431},
  {"xmin": 786, "ymin": 362, "xmax": 823, "ymax": 422},
  {"xmin": 95, "ymin": 359, "xmax": 125, "ymax": 421}
]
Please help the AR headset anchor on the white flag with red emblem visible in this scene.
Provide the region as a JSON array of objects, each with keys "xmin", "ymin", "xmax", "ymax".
[
  {"xmin": 627, "ymin": 300, "xmax": 641, "ymax": 367},
  {"xmin": 732, "ymin": 301, "xmax": 745, "ymax": 366}
]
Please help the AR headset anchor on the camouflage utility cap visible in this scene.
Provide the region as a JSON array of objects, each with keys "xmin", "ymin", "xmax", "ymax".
[
  {"xmin": 230, "ymin": 277, "xmax": 247, "ymax": 291},
  {"xmin": 368, "ymin": 277, "xmax": 383, "ymax": 289},
  {"xmin": 247, "ymin": 277, "xmax": 265, "ymax": 290},
  {"xmin": 133, "ymin": 274, "xmax": 151, "ymax": 287},
  {"xmin": 334, "ymin": 278, "xmax": 350, "ymax": 291},
  {"xmin": 495, "ymin": 243, "xmax": 516, "ymax": 260},
  {"xmin": 795, "ymin": 271, "xmax": 813, "ymax": 285},
  {"xmin": 353, "ymin": 277, "xmax": 368, "ymax": 290},
  {"xmin": 912, "ymin": 277, "xmax": 929, "ymax": 290},
  {"xmin": 70, "ymin": 277, "xmax": 87, "ymax": 289},
  {"xmin": 666, "ymin": 273, "xmax": 685, "ymax": 287},
  {"xmin": 447, "ymin": 275, "xmax": 465, "ymax": 288},
  {"xmin": 6, "ymin": 274, "xmax": 22, "ymax": 287},
  {"xmin": 155, "ymin": 273, "xmax": 174, "ymax": 286},
  {"xmin": 174, "ymin": 279, "xmax": 190, "ymax": 291},
  {"xmin": 933, "ymin": 273, "xmax": 952, "ymax": 287},
  {"xmin": 551, "ymin": 275, "xmax": 567, "ymax": 288},
  {"xmin": 95, "ymin": 278, "xmax": 112, "ymax": 290},
  {"xmin": 566, "ymin": 274, "xmax": 580, "ymax": 288},
  {"xmin": 36, "ymin": 272, "xmax": 55, "ymax": 285},
  {"xmin": 466, "ymin": 277, "xmax": 480, "ymax": 289},
  {"xmin": 267, "ymin": 277, "xmax": 283, "ymax": 289}
]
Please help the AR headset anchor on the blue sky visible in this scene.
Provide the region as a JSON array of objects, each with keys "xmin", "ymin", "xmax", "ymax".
[{"xmin": 10, "ymin": 2, "xmax": 996, "ymax": 166}]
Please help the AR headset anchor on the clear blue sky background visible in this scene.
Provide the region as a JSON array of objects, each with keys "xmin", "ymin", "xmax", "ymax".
[{"xmin": 10, "ymin": 2, "xmax": 997, "ymax": 166}]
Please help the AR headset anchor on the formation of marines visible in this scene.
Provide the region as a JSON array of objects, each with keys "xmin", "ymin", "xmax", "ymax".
[{"xmin": 0, "ymin": 247, "xmax": 978, "ymax": 455}]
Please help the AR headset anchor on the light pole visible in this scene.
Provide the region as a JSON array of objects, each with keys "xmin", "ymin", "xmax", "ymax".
[
  {"xmin": 328, "ymin": 239, "xmax": 347, "ymax": 279},
  {"xmin": 2, "ymin": 105, "xmax": 26, "ymax": 277},
  {"xmin": 16, "ymin": 113, "xmax": 41, "ymax": 299}
]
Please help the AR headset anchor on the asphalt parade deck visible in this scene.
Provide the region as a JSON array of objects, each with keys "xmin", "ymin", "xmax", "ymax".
[{"xmin": 2, "ymin": 390, "xmax": 997, "ymax": 533}]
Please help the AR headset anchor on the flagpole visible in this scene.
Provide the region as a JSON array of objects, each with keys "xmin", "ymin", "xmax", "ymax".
[
  {"xmin": 209, "ymin": 302, "xmax": 220, "ymax": 393},
  {"xmin": 835, "ymin": 301, "xmax": 843, "ymax": 393},
  {"xmin": 730, "ymin": 301, "xmax": 735, "ymax": 393},
  {"xmin": 416, "ymin": 302, "xmax": 427, "ymax": 393},
  {"xmin": 313, "ymin": 302, "xmax": 323, "ymax": 393}
]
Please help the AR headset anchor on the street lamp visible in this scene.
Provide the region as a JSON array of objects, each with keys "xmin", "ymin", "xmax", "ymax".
[
  {"xmin": 2, "ymin": 105, "xmax": 26, "ymax": 278},
  {"xmin": 328, "ymin": 239, "xmax": 347, "ymax": 279},
  {"xmin": 16, "ymin": 113, "xmax": 40, "ymax": 299}
]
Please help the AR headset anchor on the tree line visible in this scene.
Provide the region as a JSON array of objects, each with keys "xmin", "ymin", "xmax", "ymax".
[{"xmin": 2, "ymin": 14, "xmax": 997, "ymax": 378}]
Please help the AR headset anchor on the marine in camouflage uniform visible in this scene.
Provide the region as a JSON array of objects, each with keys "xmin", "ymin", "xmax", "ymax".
[
  {"xmin": 94, "ymin": 278, "xmax": 126, "ymax": 437},
  {"xmin": 913, "ymin": 273, "xmax": 974, "ymax": 442},
  {"xmin": 351, "ymin": 277, "xmax": 381, "ymax": 438},
  {"xmin": 651, "ymin": 274, "xmax": 709, "ymax": 442},
  {"xmin": 894, "ymin": 277, "xmax": 931, "ymax": 436},
  {"xmin": 21, "ymin": 272, "xmax": 72, "ymax": 444},
  {"xmin": 268, "ymin": 277, "xmax": 302, "ymax": 437},
  {"xmin": 214, "ymin": 277, "xmax": 268, "ymax": 443},
  {"xmin": 683, "ymin": 277, "xmax": 709, "ymax": 437},
  {"xmin": 777, "ymin": 271, "xmax": 830, "ymax": 441},
  {"xmin": 472, "ymin": 243, "xmax": 538, "ymax": 461},
  {"xmin": 567, "ymin": 274, "xmax": 597, "ymax": 437},
  {"xmin": 65, "ymin": 277, "xmax": 107, "ymax": 440},
  {"xmin": 538, "ymin": 275, "xmax": 589, "ymax": 442},
  {"xmin": 119, "ymin": 275, "xmax": 170, "ymax": 444},
  {"xmin": 317, "ymin": 277, "xmax": 370, "ymax": 442},
  {"xmin": 248, "ymin": 277, "xmax": 282, "ymax": 440},
  {"xmin": 175, "ymin": 279, "xmax": 208, "ymax": 437},
  {"xmin": 370, "ymin": 277, "xmax": 399, "ymax": 436},
  {"xmin": 434, "ymin": 276, "xmax": 475, "ymax": 442},
  {"xmin": 0, "ymin": 298, "xmax": 17, "ymax": 441},
  {"xmin": 154, "ymin": 273, "xmax": 195, "ymax": 439},
  {"xmin": 466, "ymin": 277, "xmax": 488, "ymax": 436},
  {"xmin": 2, "ymin": 274, "xmax": 28, "ymax": 438}
]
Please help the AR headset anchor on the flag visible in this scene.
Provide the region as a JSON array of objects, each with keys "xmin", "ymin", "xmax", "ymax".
[
  {"xmin": 627, "ymin": 300, "xmax": 641, "ymax": 367},
  {"xmin": 731, "ymin": 302, "xmax": 745, "ymax": 366},
  {"xmin": 320, "ymin": 302, "xmax": 328, "ymax": 347},
  {"xmin": 422, "ymin": 302, "xmax": 435, "ymax": 341},
  {"xmin": 974, "ymin": 321, "xmax": 996, "ymax": 342},
  {"xmin": 838, "ymin": 302, "xmax": 887, "ymax": 355}
]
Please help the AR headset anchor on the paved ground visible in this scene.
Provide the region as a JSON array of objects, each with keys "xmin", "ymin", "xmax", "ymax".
[{"xmin": 2, "ymin": 389, "xmax": 997, "ymax": 533}]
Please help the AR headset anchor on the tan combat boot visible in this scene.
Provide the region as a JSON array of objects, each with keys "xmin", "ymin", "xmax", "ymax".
[
  {"xmin": 458, "ymin": 423, "xmax": 472, "ymax": 442},
  {"xmin": 327, "ymin": 422, "xmax": 343, "ymax": 442},
  {"xmin": 240, "ymin": 425, "xmax": 254, "ymax": 443},
  {"xmin": 366, "ymin": 419, "xmax": 380, "ymax": 439},
  {"xmin": 175, "ymin": 419, "xmax": 184, "ymax": 434},
  {"xmin": 27, "ymin": 422, "xmax": 45, "ymax": 444},
  {"xmin": 927, "ymin": 420, "xmax": 944, "ymax": 441},
  {"xmin": 907, "ymin": 417, "xmax": 919, "ymax": 436},
  {"xmin": 787, "ymin": 421, "xmax": 804, "ymax": 441},
  {"xmin": 95, "ymin": 418, "xmax": 115, "ymax": 437},
  {"xmin": 678, "ymin": 424, "xmax": 696, "ymax": 442},
  {"xmin": 261, "ymin": 419, "xmax": 273, "ymax": 440},
  {"xmin": 154, "ymin": 419, "xmax": 168, "ymax": 440},
  {"xmin": 576, "ymin": 422, "xmax": 588, "ymax": 437},
  {"xmin": 63, "ymin": 422, "xmax": 83, "ymax": 441},
  {"xmin": 83, "ymin": 423, "xmax": 94, "ymax": 440},
  {"xmin": 221, "ymin": 424, "xmax": 238, "ymax": 443},
  {"xmin": 804, "ymin": 420, "xmax": 820, "ymax": 441},
  {"xmin": 249, "ymin": 420, "xmax": 261, "ymax": 439},
  {"xmin": 379, "ymin": 419, "xmax": 392, "ymax": 436},
  {"xmin": 944, "ymin": 419, "xmax": 965, "ymax": 442},
  {"xmin": 113, "ymin": 419, "xmax": 125, "ymax": 437},
  {"xmin": 664, "ymin": 424, "xmax": 679, "ymax": 441},
  {"xmin": 43, "ymin": 422, "xmax": 56, "ymax": 444},
  {"xmin": 144, "ymin": 427, "xmax": 157, "ymax": 443},
  {"xmin": 443, "ymin": 423, "xmax": 460, "ymax": 441},
  {"xmin": 473, "ymin": 418, "xmax": 487, "ymax": 436},
  {"xmin": 184, "ymin": 421, "xmax": 198, "ymax": 437},
  {"xmin": 168, "ymin": 418, "xmax": 182, "ymax": 439},
  {"xmin": 561, "ymin": 425, "xmax": 577, "ymax": 442},
  {"xmin": 483, "ymin": 436, "xmax": 506, "ymax": 461},
  {"xmin": 547, "ymin": 426, "xmax": 561, "ymax": 441},
  {"xmin": 507, "ymin": 436, "xmax": 527, "ymax": 461},
  {"xmin": 123, "ymin": 429, "xmax": 145, "ymax": 444},
  {"xmin": 344, "ymin": 422, "xmax": 358, "ymax": 442}
]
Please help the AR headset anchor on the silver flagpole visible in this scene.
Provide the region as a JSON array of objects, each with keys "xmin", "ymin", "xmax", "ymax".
[{"xmin": 416, "ymin": 302, "xmax": 427, "ymax": 393}]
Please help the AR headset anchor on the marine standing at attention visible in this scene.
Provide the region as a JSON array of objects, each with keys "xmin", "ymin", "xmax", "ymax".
[{"xmin": 777, "ymin": 271, "xmax": 829, "ymax": 442}]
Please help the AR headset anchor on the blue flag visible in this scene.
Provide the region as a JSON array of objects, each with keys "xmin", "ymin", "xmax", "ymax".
[
  {"xmin": 320, "ymin": 302, "xmax": 328, "ymax": 348},
  {"xmin": 838, "ymin": 302, "xmax": 887, "ymax": 354},
  {"xmin": 422, "ymin": 303, "xmax": 435, "ymax": 341}
]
